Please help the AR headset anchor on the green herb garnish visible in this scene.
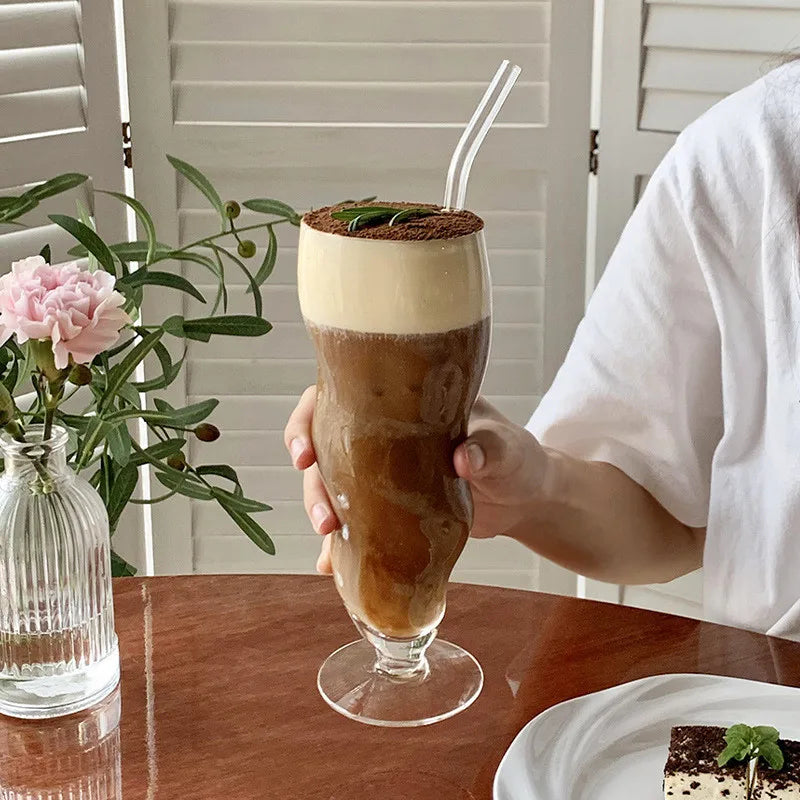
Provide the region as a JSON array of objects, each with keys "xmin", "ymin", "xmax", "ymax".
[
  {"xmin": 718, "ymin": 724, "xmax": 784, "ymax": 799},
  {"xmin": 330, "ymin": 205, "xmax": 440, "ymax": 232}
]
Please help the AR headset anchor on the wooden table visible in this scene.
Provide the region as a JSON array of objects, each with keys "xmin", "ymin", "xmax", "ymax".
[{"xmin": 3, "ymin": 575, "xmax": 800, "ymax": 799}]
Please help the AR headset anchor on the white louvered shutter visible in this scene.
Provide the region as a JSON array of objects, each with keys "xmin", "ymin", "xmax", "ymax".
[
  {"xmin": 124, "ymin": 0, "xmax": 593, "ymax": 590},
  {"xmin": 0, "ymin": 1, "xmax": 149, "ymax": 566},
  {"xmin": 585, "ymin": 0, "xmax": 798, "ymax": 616},
  {"xmin": 0, "ymin": 1, "xmax": 126, "ymax": 263}
]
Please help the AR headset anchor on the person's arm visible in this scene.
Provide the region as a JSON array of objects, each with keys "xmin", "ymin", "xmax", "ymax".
[
  {"xmin": 530, "ymin": 452, "xmax": 706, "ymax": 584},
  {"xmin": 450, "ymin": 399, "xmax": 704, "ymax": 585}
]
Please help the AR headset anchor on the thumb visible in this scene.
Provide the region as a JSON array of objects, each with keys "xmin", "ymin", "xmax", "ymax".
[{"xmin": 454, "ymin": 422, "xmax": 546, "ymax": 500}]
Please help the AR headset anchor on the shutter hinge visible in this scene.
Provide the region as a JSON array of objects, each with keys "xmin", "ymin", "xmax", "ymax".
[
  {"xmin": 122, "ymin": 121, "xmax": 133, "ymax": 169},
  {"xmin": 589, "ymin": 128, "xmax": 599, "ymax": 176}
]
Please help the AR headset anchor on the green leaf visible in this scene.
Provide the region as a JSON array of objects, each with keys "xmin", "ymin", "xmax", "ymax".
[
  {"xmin": 725, "ymin": 725, "xmax": 754, "ymax": 745},
  {"xmin": 389, "ymin": 208, "xmax": 438, "ymax": 226},
  {"xmin": 159, "ymin": 249, "xmax": 217, "ymax": 269},
  {"xmin": 758, "ymin": 741, "xmax": 785, "ymax": 771},
  {"xmin": 76, "ymin": 416, "xmax": 110, "ymax": 469},
  {"xmin": 210, "ymin": 486, "xmax": 271, "ymax": 513},
  {"xmin": 75, "ymin": 201, "xmax": 99, "ymax": 272},
  {"xmin": 181, "ymin": 315, "xmax": 271, "ymax": 338},
  {"xmin": 162, "ymin": 315, "xmax": 187, "ymax": 338},
  {"xmin": 69, "ymin": 240, "xmax": 171, "ymax": 261},
  {"xmin": 168, "ymin": 398, "xmax": 218, "ymax": 426},
  {"xmin": 107, "ymin": 423, "xmax": 132, "ymax": 467},
  {"xmin": 330, "ymin": 205, "xmax": 402, "ymax": 221},
  {"xmin": 117, "ymin": 380, "xmax": 141, "ymax": 409},
  {"xmin": 99, "ymin": 329, "xmax": 163, "ymax": 413},
  {"xmin": 131, "ymin": 342, "xmax": 185, "ymax": 392},
  {"xmin": 753, "ymin": 727, "xmax": 780, "ymax": 745},
  {"xmin": 110, "ymin": 549, "xmax": 137, "ymax": 577},
  {"xmin": 0, "ymin": 195, "xmax": 38, "ymax": 223},
  {"xmin": 13, "ymin": 342, "xmax": 36, "ymax": 395},
  {"xmin": 215, "ymin": 496, "xmax": 275, "ymax": 555},
  {"xmin": 718, "ymin": 742, "xmax": 745, "ymax": 767},
  {"xmin": 129, "ymin": 438, "xmax": 186, "ymax": 466},
  {"xmin": 49, "ymin": 214, "xmax": 116, "ymax": 275},
  {"xmin": 107, "ymin": 462, "xmax": 138, "ymax": 530},
  {"xmin": 39, "ymin": 243, "xmax": 51, "ymax": 262},
  {"xmin": 209, "ymin": 245, "xmax": 261, "ymax": 317},
  {"xmin": 242, "ymin": 198, "xmax": 301, "ymax": 225},
  {"xmin": 105, "ymin": 404, "xmax": 212, "ymax": 430},
  {"xmin": 118, "ymin": 269, "xmax": 206, "ymax": 304},
  {"xmin": 249, "ymin": 224, "xmax": 277, "ymax": 291},
  {"xmin": 347, "ymin": 210, "xmax": 392, "ymax": 231},
  {"xmin": 2, "ymin": 354, "xmax": 19, "ymax": 393},
  {"xmin": 129, "ymin": 439, "xmax": 185, "ymax": 473},
  {"xmin": 166, "ymin": 155, "xmax": 225, "ymax": 226},
  {"xmin": 155, "ymin": 468, "xmax": 213, "ymax": 500},
  {"xmin": 208, "ymin": 247, "xmax": 228, "ymax": 315},
  {"xmin": 330, "ymin": 204, "xmax": 439, "ymax": 232},
  {"xmin": 57, "ymin": 412, "xmax": 91, "ymax": 432},
  {"xmin": 152, "ymin": 397, "xmax": 174, "ymax": 413},
  {"xmin": 98, "ymin": 190, "xmax": 158, "ymax": 265},
  {"xmin": 109, "ymin": 398, "xmax": 217, "ymax": 428},
  {"xmin": 196, "ymin": 464, "xmax": 239, "ymax": 485},
  {"xmin": 22, "ymin": 173, "xmax": 88, "ymax": 202}
]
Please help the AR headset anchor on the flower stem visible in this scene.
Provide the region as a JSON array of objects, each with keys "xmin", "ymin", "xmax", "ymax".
[
  {"xmin": 172, "ymin": 219, "xmax": 289, "ymax": 254},
  {"xmin": 746, "ymin": 758, "xmax": 757, "ymax": 800},
  {"xmin": 42, "ymin": 402, "xmax": 56, "ymax": 442},
  {"xmin": 4, "ymin": 419, "xmax": 51, "ymax": 487}
]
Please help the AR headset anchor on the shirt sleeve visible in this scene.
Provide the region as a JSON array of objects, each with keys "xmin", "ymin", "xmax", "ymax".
[{"xmin": 527, "ymin": 140, "xmax": 723, "ymax": 527}]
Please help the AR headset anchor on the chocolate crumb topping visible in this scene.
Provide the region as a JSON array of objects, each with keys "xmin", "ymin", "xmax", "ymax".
[
  {"xmin": 302, "ymin": 202, "xmax": 484, "ymax": 241},
  {"xmin": 664, "ymin": 727, "xmax": 747, "ymax": 779}
]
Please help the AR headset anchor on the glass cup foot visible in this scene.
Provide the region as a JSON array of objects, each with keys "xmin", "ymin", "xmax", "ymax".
[{"xmin": 317, "ymin": 638, "xmax": 483, "ymax": 727}]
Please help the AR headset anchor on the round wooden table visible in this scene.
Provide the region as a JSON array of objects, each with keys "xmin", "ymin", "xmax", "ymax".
[{"xmin": 3, "ymin": 575, "xmax": 800, "ymax": 799}]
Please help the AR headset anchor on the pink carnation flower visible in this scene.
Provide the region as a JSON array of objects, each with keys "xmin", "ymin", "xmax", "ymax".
[{"xmin": 0, "ymin": 256, "xmax": 131, "ymax": 369}]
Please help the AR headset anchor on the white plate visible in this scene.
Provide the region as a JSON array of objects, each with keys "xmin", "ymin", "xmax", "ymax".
[{"xmin": 493, "ymin": 673, "xmax": 800, "ymax": 800}]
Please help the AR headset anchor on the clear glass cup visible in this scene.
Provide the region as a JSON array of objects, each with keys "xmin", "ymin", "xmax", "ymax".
[
  {"xmin": 298, "ymin": 213, "xmax": 491, "ymax": 726},
  {"xmin": 0, "ymin": 426, "xmax": 119, "ymax": 718}
]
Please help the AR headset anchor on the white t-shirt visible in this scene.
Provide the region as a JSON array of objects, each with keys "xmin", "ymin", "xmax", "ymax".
[{"xmin": 528, "ymin": 62, "xmax": 800, "ymax": 640}]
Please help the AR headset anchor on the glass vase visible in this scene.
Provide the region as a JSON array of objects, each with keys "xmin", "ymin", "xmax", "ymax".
[{"xmin": 0, "ymin": 426, "xmax": 119, "ymax": 719}]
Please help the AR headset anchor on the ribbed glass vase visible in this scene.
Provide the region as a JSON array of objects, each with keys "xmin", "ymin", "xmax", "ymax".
[{"xmin": 0, "ymin": 426, "xmax": 119, "ymax": 719}]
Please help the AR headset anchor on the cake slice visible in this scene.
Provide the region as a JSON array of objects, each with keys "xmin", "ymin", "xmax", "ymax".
[
  {"xmin": 664, "ymin": 726, "xmax": 800, "ymax": 799},
  {"xmin": 759, "ymin": 737, "xmax": 800, "ymax": 799},
  {"xmin": 664, "ymin": 726, "xmax": 749, "ymax": 798}
]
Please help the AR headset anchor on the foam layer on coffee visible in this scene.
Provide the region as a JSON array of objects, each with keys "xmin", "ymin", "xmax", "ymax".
[{"xmin": 297, "ymin": 222, "xmax": 490, "ymax": 335}]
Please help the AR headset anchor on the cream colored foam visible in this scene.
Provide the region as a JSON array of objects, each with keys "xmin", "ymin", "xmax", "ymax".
[{"xmin": 297, "ymin": 222, "xmax": 490, "ymax": 334}]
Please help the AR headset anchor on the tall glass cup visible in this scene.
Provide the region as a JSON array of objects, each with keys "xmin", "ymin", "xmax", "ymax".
[{"xmin": 298, "ymin": 206, "xmax": 491, "ymax": 726}]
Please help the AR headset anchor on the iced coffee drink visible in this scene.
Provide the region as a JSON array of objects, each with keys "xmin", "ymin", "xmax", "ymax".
[{"xmin": 298, "ymin": 203, "xmax": 490, "ymax": 640}]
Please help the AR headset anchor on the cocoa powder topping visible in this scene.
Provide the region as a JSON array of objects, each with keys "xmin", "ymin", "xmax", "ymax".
[{"xmin": 303, "ymin": 202, "xmax": 484, "ymax": 241}]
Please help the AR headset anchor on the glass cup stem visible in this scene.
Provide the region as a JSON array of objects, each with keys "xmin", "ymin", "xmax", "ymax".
[{"xmin": 355, "ymin": 620, "xmax": 435, "ymax": 679}]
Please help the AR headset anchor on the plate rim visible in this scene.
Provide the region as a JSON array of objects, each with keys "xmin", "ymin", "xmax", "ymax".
[{"xmin": 492, "ymin": 672, "xmax": 800, "ymax": 800}]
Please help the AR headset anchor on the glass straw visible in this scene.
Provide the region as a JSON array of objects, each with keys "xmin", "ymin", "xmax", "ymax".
[{"xmin": 443, "ymin": 60, "xmax": 522, "ymax": 211}]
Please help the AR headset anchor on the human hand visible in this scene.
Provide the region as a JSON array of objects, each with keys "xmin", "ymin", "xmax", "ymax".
[{"xmin": 284, "ymin": 390, "xmax": 550, "ymax": 573}]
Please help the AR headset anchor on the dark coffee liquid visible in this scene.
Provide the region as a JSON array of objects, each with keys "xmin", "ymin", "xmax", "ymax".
[{"xmin": 309, "ymin": 318, "xmax": 490, "ymax": 638}]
